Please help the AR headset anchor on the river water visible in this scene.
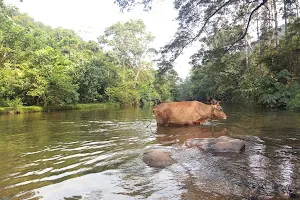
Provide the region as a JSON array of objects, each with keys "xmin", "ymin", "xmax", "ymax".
[{"xmin": 0, "ymin": 105, "xmax": 300, "ymax": 199}]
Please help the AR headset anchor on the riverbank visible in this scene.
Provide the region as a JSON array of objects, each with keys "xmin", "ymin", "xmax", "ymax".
[{"xmin": 0, "ymin": 102, "xmax": 120, "ymax": 115}]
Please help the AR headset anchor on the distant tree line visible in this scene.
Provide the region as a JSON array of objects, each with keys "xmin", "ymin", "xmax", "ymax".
[
  {"xmin": 0, "ymin": 1, "xmax": 180, "ymax": 108},
  {"xmin": 2, "ymin": 0, "xmax": 300, "ymax": 110}
]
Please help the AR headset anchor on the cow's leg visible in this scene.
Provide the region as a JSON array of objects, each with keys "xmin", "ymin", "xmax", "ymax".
[
  {"xmin": 183, "ymin": 121, "xmax": 193, "ymax": 126},
  {"xmin": 194, "ymin": 119, "xmax": 207, "ymax": 125},
  {"xmin": 200, "ymin": 119, "xmax": 208, "ymax": 125}
]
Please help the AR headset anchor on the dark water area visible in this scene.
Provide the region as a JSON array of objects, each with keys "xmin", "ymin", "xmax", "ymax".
[{"xmin": 0, "ymin": 105, "xmax": 300, "ymax": 199}]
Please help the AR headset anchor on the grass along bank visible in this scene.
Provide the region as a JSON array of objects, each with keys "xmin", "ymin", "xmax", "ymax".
[{"xmin": 0, "ymin": 102, "xmax": 120, "ymax": 115}]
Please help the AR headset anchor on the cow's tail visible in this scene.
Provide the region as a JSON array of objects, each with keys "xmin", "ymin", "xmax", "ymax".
[{"xmin": 146, "ymin": 121, "xmax": 151, "ymax": 128}]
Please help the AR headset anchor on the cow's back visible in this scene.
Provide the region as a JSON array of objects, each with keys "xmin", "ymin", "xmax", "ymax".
[
  {"xmin": 166, "ymin": 101, "xmax": 207, "ymax": 124},
  {"xmin": 153, "ymin": 101, "xmax": 210, "ymax": 126}
]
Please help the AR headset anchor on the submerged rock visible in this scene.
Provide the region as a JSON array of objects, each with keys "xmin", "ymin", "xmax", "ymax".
[
  {"xmin": 143, "ymin": 149, "xmax": 175, "ymax": 168},
  {"xmin": 186, "ymin": 136, "xmax": 246, "ymax": 153}
]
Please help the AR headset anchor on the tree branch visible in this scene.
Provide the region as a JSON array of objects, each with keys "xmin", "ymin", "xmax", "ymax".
[
  {"xmin": 166, "ymin": 0, "xmax": 237, "ymax": 62},
  {"xmin": 227, "ymin": 0, "xmax": 268, "ymax": 50}
]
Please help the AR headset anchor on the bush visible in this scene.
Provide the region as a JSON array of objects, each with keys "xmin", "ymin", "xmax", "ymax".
[
  {"xmin": 0, "ymin": 98, "xmax": 9, "ymax": 107},
  {"xmin": 7, "ymin": 97, "xmax": 23, "ymax": 112},
  {"xmin": 287, "ymin": 92, "xmax": 300, "ymax": 110},
  {"xmin": 257, "ymin": 70, "xmax": 300, "ymax": 109}
]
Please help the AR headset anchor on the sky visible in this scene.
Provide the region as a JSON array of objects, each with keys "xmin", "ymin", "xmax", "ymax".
[{"xmin": 4, "ymin": 0, "xmax": 193, "ymax": 79}]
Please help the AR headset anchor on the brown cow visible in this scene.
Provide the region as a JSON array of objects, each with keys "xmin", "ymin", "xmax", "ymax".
[{"xmin": 153, "ymin": 100, "xmax": 227, "ymax": 126}]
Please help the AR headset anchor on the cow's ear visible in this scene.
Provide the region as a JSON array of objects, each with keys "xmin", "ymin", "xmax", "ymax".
[
  {"xmin": 212, "ymin": 104, "xmax": 223, "ymax": 111},
  {"xmin": 210, "ymin": 99, "xmax": 218, "ymax": 105}
]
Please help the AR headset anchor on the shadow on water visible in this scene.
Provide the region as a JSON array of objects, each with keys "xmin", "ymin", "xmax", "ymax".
[{"xmin": 0, "ymin": 105, "xmax": 299, "ymax": 199}]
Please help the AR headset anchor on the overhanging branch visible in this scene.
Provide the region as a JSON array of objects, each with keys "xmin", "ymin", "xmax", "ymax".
[
  {"xmin": 227, "ymin": 0, "xmax": 268, "ymax": 50},
  {"xmin": 167, "ymin": 0, "xmax": 238, "ymax": 62}
]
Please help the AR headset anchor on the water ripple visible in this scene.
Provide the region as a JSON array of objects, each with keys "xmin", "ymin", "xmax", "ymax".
[{"xmin": 1, "ymin": 108, "xmax": 300, "ymax": 199}]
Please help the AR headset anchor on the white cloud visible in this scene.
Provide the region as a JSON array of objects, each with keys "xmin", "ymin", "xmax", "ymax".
[{"xmin": 4, "ymin": 0, "xmax": 193, "ymax": 78}]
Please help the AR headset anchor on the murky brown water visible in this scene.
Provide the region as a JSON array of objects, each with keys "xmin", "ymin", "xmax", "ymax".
[{"xmin": 0, "ymin": 105, "xmax": 299, "ymax": 199}]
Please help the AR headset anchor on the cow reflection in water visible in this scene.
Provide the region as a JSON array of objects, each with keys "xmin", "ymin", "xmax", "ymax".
[{"xmin": 155, "ymin": 126, "xmax": 227, "ymax": 145}]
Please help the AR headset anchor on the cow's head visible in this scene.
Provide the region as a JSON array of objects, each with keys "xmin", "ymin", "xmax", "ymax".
[{"xmin": 211, "ymin": 101, "xmax": 227, "ymax": 119}]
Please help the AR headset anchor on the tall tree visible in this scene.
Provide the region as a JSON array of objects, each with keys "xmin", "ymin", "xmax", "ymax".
[
  {"xmin": 114, "ymin": 0, "xmax": 296, "ymax": 62},
  {"xmin": 98, "ymin": 19, "xmax": 154, "ymax": 83},
  {"xmin": 273, "ymin": 0, "xmax": 279, "ymax": 47}
]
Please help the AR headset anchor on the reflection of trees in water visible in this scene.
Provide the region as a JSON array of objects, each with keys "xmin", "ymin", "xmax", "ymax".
[
  {"xmin": 1, "ymin": 108, "xmax": 300, "ymax": 199},
  {"xmin": 244, "ymin": 139, "xmax": 274, "ymax": 197},
  {"xmin": 0, "ymin": 110, "xmax": 151, "ymax": 199},
  {"xmin": 276, "ymin": 147, "xmax": 298, "ymax": 196},
  {"xmin": 231, "ymin": 139, "xmax": 299, "ymax": 198},
  {"xmin": 247, "ymin": 142, "xmax": 268, "ymax": 185}
]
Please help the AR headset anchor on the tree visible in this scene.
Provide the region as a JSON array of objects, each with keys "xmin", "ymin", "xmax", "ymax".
[
  {"xmin": 114, "ymin": 0, "xmax": 300, "ymax": 110},
  {"xmin": 75, "ymin": 53, "xmax": 117, "ymax": 103},
  {"xmin": 97, "ymin": 19, "xmax": 172, "ymax": 107},
  {"xmin": 154, "ymin": 68, "xmax": 180, "ymax": 102},
  {"xmin": 98, "ymin": 19, "xmax": 154, "ymax": 83},
  {"xmin": 1, "ymin": 1, "xmax": 178, "ymax": 108},
  {"xmin": 114, "ymin": 0, "xmax": 299, "ymax": 61}
]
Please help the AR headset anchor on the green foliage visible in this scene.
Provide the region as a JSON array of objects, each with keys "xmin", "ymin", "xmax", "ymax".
[
  {"xmin": 21, "ymin": 106, "xmax": 43, "ymax": 112},
  {"xmin": 287, "ymin": 92, "xmax": 300, "ymax": 110},
  {"xmin": 113, "ymin": 0, "xmax": 300, "ymax": 110},
  {"xmin": 154, "ymin": 68, "xmax": 180, "ymax": 102},
  {"xmin": 6, "ymin": 97, "xmax": 23, "ymax": 109},
  {"xmin": 43, "ymin": 67, "xmax": 79, "ymax": 106},
  {"xmin": 184, "ymin": 18, "xmax": 300, "ymax": 109},
  {"xmin": 0, "ymin": 103, "xmax": 118, "ymax": 115},
  {"xmin": 45, "ymin": 102, "xmax": 119, "ymax": 111},
  {"xmin": 98, "ymin": 19, "xmax": 154, "ymax": 69},
  {"xmin": 0, "ymin": 3, "xmax": 176, "ymax": 109},
  {"xmin": 75, "ymin": 55, "xmax": 116, "ymax": 103},
  {"xmin": 98, "ymin": 19, "xmax": 177, "ymax": 106},
  {"xmin": 105, "ymin": 68, "xmax": 139, "ymax": 107},
  {"xmin": 74, "ymin": 102, "xmax": 119, "ymax": 110},
  {"xmin": 0, "ymin": 98, "xmax": 7, "ymax": 107},
  {"xmin": 257, "ymin": 71, "xmax": 296, "ymax": 108}
]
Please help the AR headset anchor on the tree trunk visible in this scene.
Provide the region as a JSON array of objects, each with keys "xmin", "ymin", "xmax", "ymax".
[
  {"xmin": 272, "ymin": 0, "xmax": 279, "ymax": 47},
  {"xmin": 283, "ymin": 0, "xmax": 288, "ymax": 36},
  {"xmin": 296, "ymin": 0, "xmax": 299, "ymax": 17},
  {"xmin": 245, "ymin": 39, "xmax": 249, "ymax": 68},
  {"xmin": 257, "ymin": 14, "xmax": 262, "ymax": 73}
]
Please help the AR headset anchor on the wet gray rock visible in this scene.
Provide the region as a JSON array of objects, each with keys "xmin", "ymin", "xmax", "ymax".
[
  {"xmin": 143, "ymin": 149, "xmax": 175, "ymax": 168},
  {"xmin": 186, "ymin": 136, "xmax": 246, "ymax": 153}
]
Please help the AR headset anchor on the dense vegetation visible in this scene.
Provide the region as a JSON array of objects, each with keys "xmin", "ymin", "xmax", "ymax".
[
  {"xmin": 116, "ymin": 0, "xmax": 300, "ymax": 110},
  {"xmin": 183, "ymin": 6, "xmax": 300, "ymax": 110},
  {"xmin": 0, "ymin": 1, "xmax": 179, "ymax": 109},
  {"xmin": 1, "ymin": 0, "xmax": 300, "ymax": 111}
]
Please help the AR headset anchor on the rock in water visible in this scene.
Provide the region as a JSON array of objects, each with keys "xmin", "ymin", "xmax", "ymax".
[
  {"xmin": 186, "ymin": 136, "xmax": 246, "ymax": 153},
  {"xmin": 143, "ymin": 149, "xmax": 175, "ymax": 168}
]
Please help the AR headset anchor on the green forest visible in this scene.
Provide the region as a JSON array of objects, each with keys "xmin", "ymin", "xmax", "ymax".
[
  {"xmin": 0, "ymin": 1, "xmax": 179, "ymax": 111},
  {"xmin": 1, "ymin": 0, "xmax": 300, "ymax": 112}
]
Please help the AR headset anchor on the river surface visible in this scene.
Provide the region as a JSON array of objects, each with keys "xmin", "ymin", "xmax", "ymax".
[{"xmin": 0, "ymin": 104, "xmax": 300, "ymax": 200}]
